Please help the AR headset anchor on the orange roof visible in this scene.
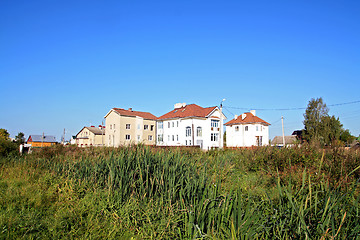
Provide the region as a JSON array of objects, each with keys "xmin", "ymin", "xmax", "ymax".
[
  {"xmin": 158, "ymin": 104, "xmax": 217, "ymax": 120},
  {"xmin": 111, "ymin": 108, "xmax": 157, "ymax": 120},
  {"xmin": 225, "ymin": 112, "xmax": 270, "ymax": 126}
]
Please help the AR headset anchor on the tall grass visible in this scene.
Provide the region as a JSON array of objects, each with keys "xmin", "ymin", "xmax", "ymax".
[{"xmin": 0, "ymin": 144, "xmax": 359, "ymax": 239}]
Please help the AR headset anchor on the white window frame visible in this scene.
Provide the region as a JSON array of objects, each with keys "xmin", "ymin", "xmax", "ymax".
[
  {"xmin": 186, "ymin": 126, "xmax": 191, "ymax": 137},
  {"xmin": 211, "ymin": 120, "xmax": 219, "ymax": 128}
]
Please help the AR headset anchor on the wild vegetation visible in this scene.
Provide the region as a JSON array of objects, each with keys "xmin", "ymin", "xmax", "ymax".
[{"xmin": 1, "ymin": 144, "xmax": 359, "ymax": 239}]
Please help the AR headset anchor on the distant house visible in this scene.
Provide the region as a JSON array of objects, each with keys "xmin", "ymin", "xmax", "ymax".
[
  {"xmin": 156, "ymin": 103, "xmax": 226, "ymax": 150},
  {"xmin": 104, "ymin": 108, "xmax": 157, "ymax": 147},
  {"xmin": 225, "ymin": 110, "xmax": 270, "ymax": 147},
  {"xmin": 76, "ymin": 126, "xmax": 105, "ymax": 147},
  {"xmin": 271, "ymin": 135, "xmax": 298, "ymax": 147},
  {"xmin": 27, "ymin": 135, "xmax": 57, "ymax": 147}
]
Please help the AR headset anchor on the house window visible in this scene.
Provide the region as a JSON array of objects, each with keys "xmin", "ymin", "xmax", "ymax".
[
  {"xmin": 177, "ymin": 121, "xmax": 179, "ymax": 127},
  {"xmin": 168, "ymin": 135, "xmax": 170, "ymax": 141},
  {"xmin": 211, "ymin": 120, "xmax": 219, "ymax": 128},
  {"xmin": 137, "ymin": 124, "xmax": 140, "ymax": 129},
  {"xmin": 110, "ymin": 125, "xmax": 112, "ymax": 130},
  {"xmin": 126, "ymin": 124, "xmax": 131, "ymax": 129},
  {"xmin": 176, "ymin": 135, "xmax": 178, "ymax": 141},
  {"xmin": 158, "ymin": 121, "xmax": 163, "ymax": 129},
  {"xmin": 189, "ymin": 140, "xmax": 191, "ymax": 145},
  {"xmin": 158, "ymin": 134, "xmax": 163, "ymax": 142},
  {"xmin": 151, "ymin": 125, "xmax": 154, "ymax": 131},
  {"xmin": 172, "ymin": 122, "xmax": 174, "ymax": 127},
  {"xmin": 137, "ymin": 135, "xmax": 141, "ymax": 141},
  {"xmin": 235, "ymin": 126, "xmax": 239, "ymax": 131},
  {"xmin": 197, "ymin": 127, "xmax": 202, "ymax": 137},
  {"xmin": 245, "ymin": 126, "xmax": 249, "ymax": 131},
  {"xmin": 256, "ymin": 126, "xmax": 259, "ymax": 131},
  {"xmin": 144, "ymin": 125, "xmax": 149, "ymax": 130},
  {"xmin": 186, "ymin": 126, "xmax": 191, "ymax": 137},
  {"xmin": 148, "ymin": 135, "xmax": 153, "ymax": 141},
  {"xmin": 168, "ymin": 122, "xmax": 170, "ymax": 128},
  {"xmin": 185, "ymin": 140, "xmax": 187, "ymax": 145},
  {"xmin": 172, "ymin": 135, "xmax": 174, "ymax": 141},
  {"xmin": 114, "ymin": 124, "xmax": 115, "ymax": 129},
  {"xmin": 211, "ymin": 133, "xmax": 219, "ymax": 142},
  {"xmin": 125, "ymin": 134, "xmax": 131, "ymax": 140}
]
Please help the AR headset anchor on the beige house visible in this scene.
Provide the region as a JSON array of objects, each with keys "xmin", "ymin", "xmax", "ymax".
[
  {"xmin": 76, "ymin": 126, "xmax": 105, "ymax": 147},
  {"xmin": 104, "ymin": 108, "xmax": 157, "ymax": 147}
]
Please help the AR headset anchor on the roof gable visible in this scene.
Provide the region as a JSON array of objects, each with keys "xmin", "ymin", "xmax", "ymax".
[
  {"xmin": 157, "ymin": 104, "xmax": 221, "ymax": 120},
  {"xmin": 225, "ymin": 112, "xmax": 270, "ymax": 126}
]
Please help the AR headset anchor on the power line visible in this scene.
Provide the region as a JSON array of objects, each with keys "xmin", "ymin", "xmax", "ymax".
[{"xmin": 225, "ymin": 100, "xmax": 360, "ymax": 112}]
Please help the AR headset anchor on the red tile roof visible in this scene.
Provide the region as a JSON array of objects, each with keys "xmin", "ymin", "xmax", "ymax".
[
  {"xmin": 112, "ymin": 108, "xmax": 157, "ymax": 120},
  {"xmin": 158, "ymin": 104, "xmax": 217, "ymax": 120},
  {"xmin": 225, "ymin": 112, "xmax": 270, "ymax": 126}
]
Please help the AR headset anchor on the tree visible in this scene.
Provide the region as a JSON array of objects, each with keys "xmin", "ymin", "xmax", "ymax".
[
  {"xmin": 15, "ymin": 132, "xmax": 25, "ymax": 144},
  {"xmin": 340, "ymin": 129, "xmax": 355, "ymax": 145},
  {"xmin": 0, "ymin": 128, "xmax": 10, "ymax": 141},
  {"xmin": 303, "ymin": 97, "xmax": 329, "ymax": 143},
  {"xmin": 321, "ymin": 115, "xmax": 342, "ymax": 145}
]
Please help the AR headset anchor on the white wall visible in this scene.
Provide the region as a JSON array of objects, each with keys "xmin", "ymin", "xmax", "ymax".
[
  {"xmin": 156, "ymin": 109, "xmax": 223, "ymax": 150},
  {"xmin": 226, "ymin": 124, "xmax": 269, "ymax": 147}
]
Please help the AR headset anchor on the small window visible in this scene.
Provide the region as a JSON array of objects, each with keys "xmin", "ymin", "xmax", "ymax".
[
  {"xmin": 197, "ymin": 127, "xmax": 202, "ymax": 137},
  {"xmin": 235, "ymin": 126, "xmax": 239, "ymax": 131},
  {"xmin": 172, "ymin": 122, "xmax": 174, "ymax": 127},
  {"xmin": 157, "ymin": 134, "xmax": 163, "ymax": 142},
  {"xmin": 110, "ymin": 125, "xmax": 112, "ymax": 130},
  {"xmin": 211, "ymin": 133, "xmax": 219, "ymax": 142},
  {"xmin": 148, "ymin": 135, "xmax": 153, "ymax": 141},
  {"xmin": 137, "ymin": 135, "xmax": 141, "ymax": 141},
  {"xmin": 125, "ymin": 134, "xmax": 131, "ymax": 140},
  {"xmin": 176, "ymin": 135, "xmax": 178, "ymax": 141},
  {"xmin": 168, "ymin": 122, "xmax": 170, "ymax": 128},
  {"xmin": 177, "ymin": 121, "xmax": 179, "ymax": 127},
  {"xmin": 168, "ymin": 135, "xmax": 170, "ymax": 141},
  {"xmin": 172, "ymin": 135, "xmax": 174, "ymax": 141},
  {"xmin": 256, "ymin": 126, "xmax": 259, "ymax": 131},
  {"xmin": 245, "ymin": 126, "xmax": 249, "ymax": 131},
  {"xmin": 137, "ymin": 124, "xmax": 140, "ymax": 129},
  {"xmin": 126, "ymin": 124, "xmax": 131, "ymax": 129},
  {"xmin": 186, "ymin": 126, "xmax": 191, "ymax": 137},
  {"xmin": 211, "ymin": 120, "xmax": 219, "ymax": 128},
  {"xmin": 158, "ymin": 121, "xmax": 163, "ymax": 129},
  {"xmin": 151, "ymin": 125, "xmax": 154, "ymax": 131},
  {"xmin": 113, "ymin": 124, "xmax": 115, "ymax": 129},
  {"xmin": 144, "ymin": 125, "xmax": 149, "ymax": 130}
]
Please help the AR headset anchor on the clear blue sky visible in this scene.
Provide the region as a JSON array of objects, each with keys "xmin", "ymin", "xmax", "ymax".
[{"xmin": 1, "ymin": 0, "xmax": 359, "ymax": 141}]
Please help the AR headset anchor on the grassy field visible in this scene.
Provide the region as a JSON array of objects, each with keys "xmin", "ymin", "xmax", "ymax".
[{"xmin": 0, "ymin": 145, "xmax": 359, "ymax": 239}]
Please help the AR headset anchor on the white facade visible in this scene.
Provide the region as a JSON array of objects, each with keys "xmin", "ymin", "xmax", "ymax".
[
  {"xmin": 225, "ymin": 111, "xmax": 270, "ymax": 147},
  {"xmin": 226, "ymin": 123, "xmax": 269, "ymax": 147},
  {"xmin": 157, "ymin": 105, "xmax": 226, "ymax": 150}
]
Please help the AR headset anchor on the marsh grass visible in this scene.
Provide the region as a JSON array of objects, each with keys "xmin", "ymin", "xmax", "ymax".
[{"xmin": 0, "ymin": 145, "xmax": 359, "ymax": 239}]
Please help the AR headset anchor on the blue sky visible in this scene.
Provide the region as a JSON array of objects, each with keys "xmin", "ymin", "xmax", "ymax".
[{"xmin": 1, "ymin": 0, "xmax": 359, "ymax": 141}]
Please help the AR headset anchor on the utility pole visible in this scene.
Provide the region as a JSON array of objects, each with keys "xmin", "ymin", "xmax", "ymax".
[
  {"xmin": 220, "ymin": 98, "xmax": 226, "ymax": 148},
  {"xmin": 281, "ymin": 116, "xmax": 285, "ymax": 147}
]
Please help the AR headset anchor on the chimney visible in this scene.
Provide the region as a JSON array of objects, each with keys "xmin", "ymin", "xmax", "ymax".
[
  {"xmin": 250, "ymin": 110, "xmax": 256, "ymax": 116},
  {"xmin": 174, "ymin": 103, "xmax": 183, "ymax": 109},
  {"xmin": 128, "ymin": 108, "xmax": 132, "ymax": 111},
  {"xmin": 91, "ymin": 125, "xmax": 95, "ymax": 127},
  {"xmin": 242, "ymin": 113, "xmax": 246, "ymax": 120},
  {"xmin": 234, "ymin": 115, "xmax": 238, "ymax": 119}
]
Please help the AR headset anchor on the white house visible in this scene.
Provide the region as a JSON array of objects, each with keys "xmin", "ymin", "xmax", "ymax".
[
  {"xmin": 156, "ymin": 103, "xmax": 226, "ymax": 150},
  {"xmin": 225, "ymin": 110, "xmax": 270, "ymax": 147}
]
